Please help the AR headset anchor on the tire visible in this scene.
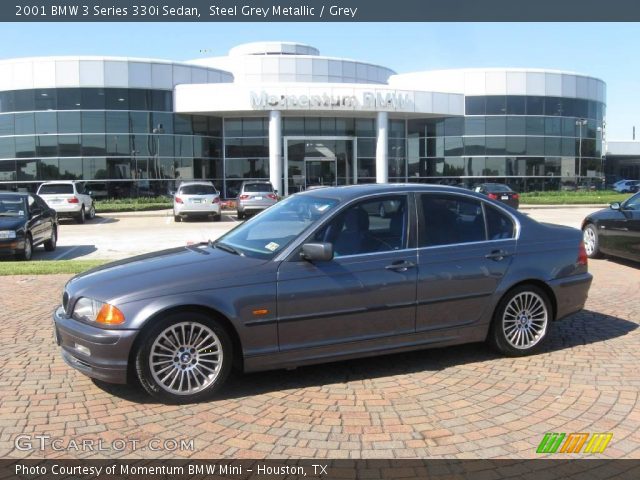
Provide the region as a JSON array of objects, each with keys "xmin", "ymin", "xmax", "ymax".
[
  {"xmin": 582, "ymin": 223, "xmax": 602, "ymax": 259},
  {"xmin": 237, "ymin": 211, "xmax": 244, "ymax": 220},
  {"xmin": 487, "ymin": 285, "xmax": 552, "ymax": 357},
  {"xmin": 44, "ymin": 227, "xmax": 57, "ymax": 252},
  {"xmin": 86, "ymin": 203, "xmax": 96, "ymax": 220},
  {"xmin": 213, "ymin": 214, "xmax": 221, "ymax": 222},
  {"xmin": 174, "ymin": 214, "xmax": 182, "ymax": 223},
  {"xmin": 76, "ymin": 207, "xmax": 86, "ymax": 224},
  {"xmin": 135, "ymin": 312, "xmax": 233, "ymax": 404},
  {"xmin": 18, "ymin": 234, "xmax": 33, "ymax": 261}
]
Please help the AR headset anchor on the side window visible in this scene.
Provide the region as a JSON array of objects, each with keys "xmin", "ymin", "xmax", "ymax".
[
  {"xmin": 420, "ymin": 194, "xmax": 485, "ymax": 247},
  {"xmin": 75, "ymin": 182, "xmax": 85, "ymax": 194},
  {"xmin": 312, "ymin": 196, "xmax": 408, "ymax": 257},
  {"xmin": 485, "ymin": 205, "xmax": 515, "ymax": 240},
  {"xmin": 27, "ymin": 195, "xmax": 36, "ymax": 212},
  {"xmin": 624, "ymin": 193, "xmax": 640, "ymax": 211}
]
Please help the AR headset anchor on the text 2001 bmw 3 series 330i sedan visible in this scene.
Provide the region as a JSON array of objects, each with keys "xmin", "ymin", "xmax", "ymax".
[{"xmin": 53, "ymin": 185, "xmax": 592, "ymax": 403}]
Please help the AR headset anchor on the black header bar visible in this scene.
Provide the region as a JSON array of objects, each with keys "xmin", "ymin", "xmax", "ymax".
[{"xmin": 5, "ymin": 0, "xmax": 640, "ymax": 22}]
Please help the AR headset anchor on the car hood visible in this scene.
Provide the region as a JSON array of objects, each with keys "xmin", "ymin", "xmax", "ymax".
[
  {"xmin": 65, "ymin": 244, "xmax": 272, "ymax": 305},
  {"xmin": 585, "ymin": 207, "xmax": 621, "ymax": 221},
  {"xmin": 0, "ymin": 216, "xmax": 26, "ymax": 230}
]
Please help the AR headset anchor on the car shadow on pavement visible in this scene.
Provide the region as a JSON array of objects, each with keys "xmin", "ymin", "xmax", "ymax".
[
  {"xmin": 92, "ymin": 309, "xmax": 637, "ymax": 404},
  {"xmin": 38, "ymin": 244, "xmax": 97, "ymax": 260}
]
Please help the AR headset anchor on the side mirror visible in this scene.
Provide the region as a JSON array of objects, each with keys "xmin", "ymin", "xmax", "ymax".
[
  {"xmin": 274, "ymin": 189, "xmax": 278, "ymax": 195},
  {"xmin": 169, "ymin": 190, "xmax": 175, "ymax": 196},
  {"xmin": 87, "ymin": 191, "xmax": 93, "ymax": 196},
  {"xmin": 301, "ymin": 242, "xmax": 334, "ymax": 262},
  {"xmin": 610, "ymin": 202, "xmax": 621, "ymax": 211}
]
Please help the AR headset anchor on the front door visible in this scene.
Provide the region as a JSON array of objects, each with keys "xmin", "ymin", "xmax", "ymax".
[
  {"xmin": 305, "ymin": 159, "xmax": 336, "ymax": 189},
  {"xmin": 277, "ymin": 194, "xmax": 417, "ymax": 352}
]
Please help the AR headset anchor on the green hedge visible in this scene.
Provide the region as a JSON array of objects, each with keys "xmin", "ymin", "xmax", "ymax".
[
  {"xmin": 519, "ymin": 190, "xmax": 630, "ymax": 205},
  {"xmin": 95, "ymin": 197, "xmax": 172, "ymax": 213}
]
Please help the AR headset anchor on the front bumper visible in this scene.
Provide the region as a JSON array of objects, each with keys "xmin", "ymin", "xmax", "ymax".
[
  {"xmin": 0, "ymin": 238, "xmax": 25, "ymax": 256},
  {"xmin": 53, "ymin": 306, "xmax": 138, "ymax": 384},
  {"xmin": 548, "ymin": 272, "xmax": 593, "ymax": 320}
]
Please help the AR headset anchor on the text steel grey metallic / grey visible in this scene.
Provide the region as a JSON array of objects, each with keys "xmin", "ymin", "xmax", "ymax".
[{"xmin": 53, "ymin": 185, "xmax": 592, "ymax": 403}]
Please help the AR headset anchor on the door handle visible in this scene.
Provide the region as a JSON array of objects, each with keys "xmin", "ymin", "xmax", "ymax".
[
  {"xmin": 485, "ymin": 250, "xmax": 511, "ymax": 261},
  {"xmin": 385, "ymin": 260, "xmax": 415, "ymax": 272}
]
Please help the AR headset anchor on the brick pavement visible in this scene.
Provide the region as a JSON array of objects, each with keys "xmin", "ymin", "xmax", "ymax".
[{"xmin": 0, "ymin": 258, "xmax": 638, "ymax": 459}]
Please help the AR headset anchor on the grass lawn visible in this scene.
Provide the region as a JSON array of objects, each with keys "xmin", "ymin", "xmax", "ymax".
[
  {"xmin": 0, "ymin": 260, "xmax": 107, "ymax": 275},
  {"xmin": 519, "ymin": 190, "xmax": 630, "ymax": 205}
]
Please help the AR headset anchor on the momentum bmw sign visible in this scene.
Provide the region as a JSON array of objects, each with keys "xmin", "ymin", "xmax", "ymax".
[{"xmin": 249, "ymin": 90, "xmax": 413, "ymax": 111}]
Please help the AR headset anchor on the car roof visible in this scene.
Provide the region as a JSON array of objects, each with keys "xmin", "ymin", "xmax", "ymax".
[
  {"xmin": 297, "ymin": 183, "xmax": 491, "ymax": 201},
  {"xmin": 178, "ymin": 181, "xmax": 216, "ymax": 187},
  {"xmin": 39, "ymin": 180, "xmax": 77, "ymax": 185}
]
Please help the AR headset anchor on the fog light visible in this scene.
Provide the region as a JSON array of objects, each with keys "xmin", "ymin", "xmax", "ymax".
[{"xmin": 75, "ymin": 344, "xmax": 90, "ymax": 356}]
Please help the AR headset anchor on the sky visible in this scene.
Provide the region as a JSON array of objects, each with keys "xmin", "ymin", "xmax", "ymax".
[{"xmin": 0, "ymin": 22, "xmax": 638, "ymax": 140}]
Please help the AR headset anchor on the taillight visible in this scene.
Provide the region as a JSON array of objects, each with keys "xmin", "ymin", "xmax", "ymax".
[
  {"xmin": 67, "ymin": 197, "xmax": 79, "ymax": 204},
  {"xmin": 578, "ymin": 241, "xmax": 588, "ymax": 266},
  {"xmin": 175, "ymin": 197, "xmax": 183, "ymax": 204},
  {"xmin": 512, "ymin": 193, "xmax": 520, "ymax": 200},
  {"xmin": 212, "ymin": 197, "xmax": 220, "ymax": 204},
  {"xmin": 267, "ymin": 193, "xmax": 277, "ymax": 200},
  {"xmin": 487, "ymin": 193, "xmax": 498, "ymax": 200},
  {"xmin": 239, "ymin": 194, "xmax": 250, "ymax": 200}
]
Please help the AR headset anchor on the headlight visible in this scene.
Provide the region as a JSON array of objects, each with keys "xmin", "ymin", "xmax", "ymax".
[
  {"xmin": 0, "ymin": 230, "xmax": 17, "ymax": 239},
  {"xmin": 72, "ymin": 297, "xmax": 125, "ymax": 325}
]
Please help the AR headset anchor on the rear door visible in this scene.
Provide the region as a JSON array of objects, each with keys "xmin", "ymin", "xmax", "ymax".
[{"xmin": 415, "ymin": 193, "xmax": 516, "ymax": 333}]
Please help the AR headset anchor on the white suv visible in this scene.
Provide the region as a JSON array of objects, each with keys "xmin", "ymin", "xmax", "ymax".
[
  {"xmin": 37, "ymin": 181, "xmax": 95, "ymax": 223},
  {"xmin": 173, "ymin": 181, "xmax": 221, "ymax": 222}
]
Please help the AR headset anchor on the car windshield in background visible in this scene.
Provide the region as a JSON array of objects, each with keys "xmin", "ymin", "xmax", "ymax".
[
  {"xmin": 243, "ymin": 183, "xmax": 273, "ymax": 193},
  {"xmin": 217, "ymin": 194, "xmax": 339, "ymax": 259},
  {"xmin": 485, "ymin": 184, "xmax": 513, "ymax": 192},
  {"xmin": 39, "ymin": 184, "xmax": 74, "ymax": 194},
  {"xmin": 0, "ymin": 197, "xmax": 26, "ymax": 216},
  {"xmin": 179, "ymin": 185, "xmax": 217, "ymax": 195}
]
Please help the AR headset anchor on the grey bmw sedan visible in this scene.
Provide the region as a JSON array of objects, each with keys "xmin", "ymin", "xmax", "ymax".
[{"xmin": 53, "ymin": 185, "xmax": 592, "ymax": 403}]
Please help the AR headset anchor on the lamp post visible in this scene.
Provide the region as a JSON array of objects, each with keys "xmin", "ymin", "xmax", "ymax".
[
  {"xmin": 152, "ymin": 124, "xmax": 164, "ymax": 182},
  {"xmin": 576, "ymin": 118, "xmax": 587, "ymax": 183}
]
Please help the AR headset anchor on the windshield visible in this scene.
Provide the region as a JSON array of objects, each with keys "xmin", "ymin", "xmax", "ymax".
[
  {"xmin": 242, "ymin": 183, "xmax": 273, "ymax": 193},
  {"xmin": 179, "ymin": 185, "xmax": 217, "ymax": 195},
  {"xmin": 0, "ymin": 197, "xmax": 27, "ymax": 217},
  {"xmin": 485, "ymin": 184, "xmax": 513, "ymax": 192},
  {"xmin": 216, "ymin": 194, "xmax": 340, "ymax": 259},
  {"xmin": 39, "ymin": 184, "xmax": 74, "ymax": 195}
]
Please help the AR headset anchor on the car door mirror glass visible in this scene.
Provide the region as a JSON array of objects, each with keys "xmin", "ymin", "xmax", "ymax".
[
  {"xmin": 610, "ymin": 202, "xmax": 621, "ymax": 211},
  {"xmin": 301, "ymin": 242, "xmax": 334, "ymax": 262}
]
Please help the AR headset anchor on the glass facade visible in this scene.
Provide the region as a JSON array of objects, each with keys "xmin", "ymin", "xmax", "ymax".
[
  {"xmin": 0, "ymin": 88, "xmax": 607, "ymax": 196},
  {"xmin": 404, "ymin": 95, "xmax": 605, "ymax": 191}
]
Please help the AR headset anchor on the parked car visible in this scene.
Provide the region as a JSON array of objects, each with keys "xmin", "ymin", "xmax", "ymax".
[
  {"xmin": 582, "ymin": 191, "xmax": 640, "ymax": 263},
  {"xmin": 236, "ymin": 181, "xmax": 278, "ymax": 219},
  {"xmin": 37, "ymin": 181, "xmax": 95, "ymax": 223},
  {"xmin": 474, "ymin": 183, "xmax": 520, "ymax": 209},
  {"xmin": 0, "ymin": 193, "xmax": 58, "ymax": 260},
  {"xmin": 173, "ymin": 181, "xmax": 221, "ymax": 222},
  {"xmin": 613, "ymin": 180, "xmax": 640, "ymax": 193},
  {"xmin": 53, "ymin": 184, "xmax": 592, "ymax": 403},
  {"xmin": 84, "ymin": 182, "xmax": 109, "ymax": 199}
]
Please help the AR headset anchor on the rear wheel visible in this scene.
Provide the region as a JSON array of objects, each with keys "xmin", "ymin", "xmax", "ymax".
[
  {"xmin": 487, "ymin": 285, "xmax": 551, "ymax": 356},
  {"xmin": 582, "ymin": 223, "xmax": 602, "ymax": 259},
  {"xmin": 18, "ymin": 234, "xmax": 33, "ymax": 261},
  {"xmin": 237, "ymin": 211, "xmax": 244, "ymax": 220},
  {"xmin": 44, "ymin": 227, "xmax": 57, "ymax": 252},
  {"xmin": 212, "ymin": 214, "xmax": 221, "ymax": 222},
  {"xmin": 76, "ymin": 207, "xmax": 86, "ymax": 224},
  {"xmin": 135, "ymin": 312, "xmax": 233, "ymax": 403}
]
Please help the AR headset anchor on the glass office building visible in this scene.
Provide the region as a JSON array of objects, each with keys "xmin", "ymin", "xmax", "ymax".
[{"xmin": 0, "ymin": 42, "xmax": 606, "ymax": 197}]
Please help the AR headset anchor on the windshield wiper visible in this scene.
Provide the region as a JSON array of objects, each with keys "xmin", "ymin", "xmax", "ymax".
[{"xmin": 211, "ymin": 240, "xmax": 243, "ymax": 256}]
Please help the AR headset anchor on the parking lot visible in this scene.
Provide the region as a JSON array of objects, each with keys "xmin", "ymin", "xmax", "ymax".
[
  {"xmin": 24, "ymin": 206, "xmax": 602, "ymax": 261},
  {"xmin": 0, "ymin": 205, "xmax": 639, "ymax": 459}
]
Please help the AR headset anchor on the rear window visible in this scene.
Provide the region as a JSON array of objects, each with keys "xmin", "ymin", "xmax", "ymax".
[
  {"xmin": 179, "ymin": 185, "xmax": 217, "ymax": 195},
  {"xmin": 39, "ymin": 184, "xmax": 74, "ymax": 195},
  {"xmin": 243, "ymin": 183, "xmax": 273, "ymax": 193},
  {"xmin": 485, "ymin": 184, "xmax": 512, "ymax": 192}
]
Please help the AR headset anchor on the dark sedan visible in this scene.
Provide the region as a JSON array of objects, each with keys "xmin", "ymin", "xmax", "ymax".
[
  {"xmin": 0, "ymin": 193, "xmax": 58, "ymax": 260},
  {"xmin": 53, "ymin": 185, "xmax": 591, "ymax": 403},
  {"xmin": 582, "ymin": 191, "xmax": 640, "ymax": 263},
  {"xmin": 474, "ymin": 183, "xmax": 520, "ymax": 209}
]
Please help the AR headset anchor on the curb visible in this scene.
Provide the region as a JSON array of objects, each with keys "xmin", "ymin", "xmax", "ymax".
[{"xmin": 519, "ymin": 204, "xmax": 607, "ymax": 209}]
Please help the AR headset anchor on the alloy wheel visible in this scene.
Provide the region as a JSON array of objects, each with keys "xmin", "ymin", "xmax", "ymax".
[
  {"xmin": 583, "ymin": 226, "xmax": 596, "ymax": 256},
  {"xmin": 149, "ymin": 322, "xmax": 223, "ymax": 395},
  {"xmin": 502, "ymin": 291, "xmax": 548, "ymax": 350}
]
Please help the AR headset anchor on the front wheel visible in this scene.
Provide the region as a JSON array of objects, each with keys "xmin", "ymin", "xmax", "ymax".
[
  {"xmin": 583, "ymin": 224, "xmax": 602, "ymax": 259},
  {"xmin": 18, "ymin": 234, "xmax": 33, "ymax": 261},
  {"xmin": 487, "ymin": 285, "xmax": 552, "ymax": 357},
  {"xmin": 135, "ymin": 313, "xmax": 233, "ymax": 403}
]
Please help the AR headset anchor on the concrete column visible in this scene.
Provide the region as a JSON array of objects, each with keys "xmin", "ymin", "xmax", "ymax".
[
  {"xmin": 375, "ymin": 111, "xmax": 389, "ymax": 184},
  {"xmin": 268, "ymin": 110, "xmax": 282, "ymax": 194}
]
